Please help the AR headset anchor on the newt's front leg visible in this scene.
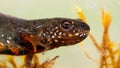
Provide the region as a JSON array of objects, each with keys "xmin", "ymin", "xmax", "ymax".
[
  {"xmin": 17, "ymin": 29, "xmax": 37, "ymax": 68},
  {"xmin": 17, "ymin": 28, "xmax": 37, "ymax": 53}
]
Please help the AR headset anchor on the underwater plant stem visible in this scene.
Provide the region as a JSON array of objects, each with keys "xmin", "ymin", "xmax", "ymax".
[
  {"xmin": 115, "ymin": 54, "xmax": 120, "ymax": 68},
  {"xmin": 8, "ymin": 56, "xmax": 17, "ymax": 68},
  {"xmin": 108, "ymin": 47, "xmax": 115, "ymax": 66},
  {"xmin": 32, "ymin": 54, "xmax": 40, "ymax": 68},
  {"xmin": 40, "ymin": 56, "xmax": 59, "ymax": 68},
  {"xmin": 100, "ymin": 29, "xmax": 115, "ymax": 68},
  {"xmin": 100, "ymin": 56, "xmax": 108, "ymax": 68},
  {"xmin": 89, "ymin": 33, "xmax": 100, "ymax": 51},
  {"xmin": 24, "ymin": 54, "xmax": 34, "ymax": 68}
]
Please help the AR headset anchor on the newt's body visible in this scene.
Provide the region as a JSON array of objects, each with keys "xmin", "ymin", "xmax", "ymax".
[{"xmin": 0, "ymin": 13, "xmax": 90, "ymax": 55}]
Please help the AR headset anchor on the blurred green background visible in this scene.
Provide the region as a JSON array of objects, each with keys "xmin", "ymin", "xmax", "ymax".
[{"xmin": 0, "ymin": 0, "xmax": 120, "ymax": 68}]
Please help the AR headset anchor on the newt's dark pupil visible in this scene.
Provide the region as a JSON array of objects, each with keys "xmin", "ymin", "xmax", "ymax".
[{"xmin": 61, "ymin": 20, "xmax": 72, "ymax": 29}]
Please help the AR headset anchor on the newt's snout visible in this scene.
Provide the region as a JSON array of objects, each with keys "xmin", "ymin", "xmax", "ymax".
[{"xmin": 80, "ymin": 22, "xmax": 90, "ymax": 31}]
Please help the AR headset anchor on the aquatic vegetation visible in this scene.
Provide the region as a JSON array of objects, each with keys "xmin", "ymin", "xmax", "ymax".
[
  {"xmin": 76, "ymin": 6, "xmax": 120, "ymax": 68},
  {"xmin": 0, "ymin": 55, "xmax": 59, "ymax": 68}
]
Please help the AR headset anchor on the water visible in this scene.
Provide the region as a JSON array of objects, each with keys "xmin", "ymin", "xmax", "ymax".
[{"xmin": 0, "ymin": 0, "xmax": 120, "ymax": 68}]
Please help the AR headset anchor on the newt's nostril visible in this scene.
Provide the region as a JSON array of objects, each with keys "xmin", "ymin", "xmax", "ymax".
[{"xmin": 81, "ymin": 23, "xmax": 90, "ymax": 30}]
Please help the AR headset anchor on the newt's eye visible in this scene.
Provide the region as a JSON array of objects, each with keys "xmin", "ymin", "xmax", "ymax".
[{"xmin": 61, "ymin": 20, "xmax": 72, "ymax": 29}]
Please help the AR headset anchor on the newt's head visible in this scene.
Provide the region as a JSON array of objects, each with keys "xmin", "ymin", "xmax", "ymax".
[
  {"xmin": 35, "ymin": 18, "xmax": 90, "ymax": 51},
  {"xmin": 15, "ymin": 18, "xmax": 90, "ymax": 54}
]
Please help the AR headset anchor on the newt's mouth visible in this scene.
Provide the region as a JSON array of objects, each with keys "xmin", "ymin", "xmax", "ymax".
[{"xmin": 62, "ymin": 30, "xmax": 89, "ymax": 45}]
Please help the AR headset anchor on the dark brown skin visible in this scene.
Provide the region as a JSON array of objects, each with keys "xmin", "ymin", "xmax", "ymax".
[{"xmin": 0, "ymin": 13, "xmax": 90, "ymax": 55}]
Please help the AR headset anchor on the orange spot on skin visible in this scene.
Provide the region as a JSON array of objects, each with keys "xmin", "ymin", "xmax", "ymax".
[
  {"xmin": 0, "ymin": 42, "xmax": 5, "ymax": 49},
  {"xmin": 9, "ymin": 48, "xmax": 19, "ymax": 55}
]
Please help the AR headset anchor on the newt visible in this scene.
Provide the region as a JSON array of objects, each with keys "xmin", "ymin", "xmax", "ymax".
[{"xmin": 0, "ymin": 13, "xmax": 90, "ymax": 55}]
